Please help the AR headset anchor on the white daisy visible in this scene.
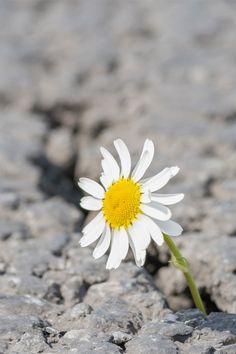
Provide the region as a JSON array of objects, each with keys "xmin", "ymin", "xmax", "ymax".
[{"xmin": 78, "ymin": 138, "xmax": 184, "ymax": 270}]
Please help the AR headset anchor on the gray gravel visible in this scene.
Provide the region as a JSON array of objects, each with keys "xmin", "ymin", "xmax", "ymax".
[{"xmin": 1, "ymin": 0, "xmax": 236, "ymax": 353}]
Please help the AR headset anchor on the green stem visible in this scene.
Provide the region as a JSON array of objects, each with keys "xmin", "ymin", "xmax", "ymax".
[{"xmin": 164, "ymin": 234, "xmax": 207, "ymax": 315}]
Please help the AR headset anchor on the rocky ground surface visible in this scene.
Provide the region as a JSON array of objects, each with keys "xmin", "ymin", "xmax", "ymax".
[{"xmin": 1, "ymin": 0, "xmax": 236, "ymax": 353}]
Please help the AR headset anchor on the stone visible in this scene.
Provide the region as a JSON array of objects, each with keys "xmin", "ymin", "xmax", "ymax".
[
  {"xmin": 0, "ymin": 340, "xmax": 8, "ymax": 354},
  {"xmin": 46, "ymin": 127, "xmax": 76, "ymax": 169},
  {"xmin": 78, "ymin": 261, "xmax": 109, "ymax": 286},
  {"xmin": 110, "ymin": 331, "xmax": 132, "ymax": 345},
  {"xmin": 12, "ymin": 275, "xmax": 49, "ymax": 298},
  {"xmin": 0, "ymin": 110, "xmax": 47, "ymax": 160},
  {"xmin": 0, "ymin": 192, "xmax": 19, "ymax": 210},
  {"xmin": 60, "ymin": 275, "xmax": 87, "ymax": 305},
  {"xmin": 8, "ymin": 331, "xmax": 49, "ymax": 354},
  {"xmin": 140, "ymin": 320, "xmax": 193, "ymax": 342},
  {"xmin": 199, "ymin": 312, "xmax": 236, "ymax": 335},
  {"xmin": 58, "ymin": 329, "xmax": 123, "ymax": 354},
  {"xmin": 174, "ymin": 309, "xmax": 206, "ymax": 327},
  {"xmin": 0, "ymin": 161, "xmax": 43, "ymax": 203},
  {"xmin": 172, "ymin": 234, "xmax": 236, "ymax": 313},
  {"xmin": 0, "ymin": 220, "xmax": 29, "ymax": 240},
  {"xmin": 1, "ymin": 239, "xmax": 53, "ymax": 276},
  {"xmin": 215, "ymin": 344, "xmax": 236, "ymax": 354},
  {"xmin": 125, "ymin": 333, "xmax": 178, "ymax": 354},
  {"xmin": 19, "ymin": 197, "xmax": 81, "ymax": 237},
  {"xmin": 124, "ymin": 291, "xmax": 168, "ymax": 322},
  {"xmin": 69, "ymin": 303, "xmax": 92, "ymax": 319},
  {"xmin": 86, "ymin": 297, "xmax": 143, "ymax": 334},
  {"xmin": 85, "ymin": 262, "xmax": 167, "ymax": 320},
  {"xmin": 176, "ymin": 311, "xmax": 236, "ymax": 354},
  {"xmin": 46, "ymin": 233, "xmax": 71, "ymax": 257},
  {"xmin": 65, "ymin": 240, "xmax": 109, "ymax": 281},
  {"xmin": 44, "ymin": 283, "xmax": 63, "ymax": 304},
  {"xmin": 0, "ymin": 262, "xmax": 6, "ymax": 275},
  {"xmin": 0, "ymin": 315, "xmax": 49, "ymax": 334},
  {"xmin": 0, "ymin": 110, "xmax": 47, "ymax": 205},
  {"xmin": 0, "ymin": 294, "xmax": 58, "ymax": 319}
]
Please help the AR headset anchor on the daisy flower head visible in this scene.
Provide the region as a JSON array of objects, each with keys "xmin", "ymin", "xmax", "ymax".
[{"xmin": 78, "ymin": 138, "xmax": 184, "ymax": 270}]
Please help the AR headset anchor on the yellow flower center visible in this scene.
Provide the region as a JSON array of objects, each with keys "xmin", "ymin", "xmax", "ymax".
[{"xmin": 102, "ymin": 178, "xmax": 141, "ymax": 229}]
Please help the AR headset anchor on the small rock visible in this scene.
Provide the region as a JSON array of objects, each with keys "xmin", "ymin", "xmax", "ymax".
[
  {"xmin": 0, "ymin": 340, "xmax": 8, "ymax": 353},
  {"xmin": 86, "ymin": 297, "xmax": 143, "ymax": 334},
  {"xmin": 70, "ymin": 303, "xmax": 92, "ymax": 319},
  {"xmin": 0, "ymin": 315, "xmax": 49, "ymax": 334},
  {"xmin": 0, "ymin": 262, "xmax": 6, "ymax": 275},
  {"xmin": 64, "ymin": 329, "xmax": 81, "ymax": 339},
  {"xmin": 0, "ymin": 192, "xmax": 19, "ymax": 209},
  {"xmin": 199, "ymin": 312, "xmax": 236, "ymax": 335},
  {"xmin": 32, "ymin": 262, "xmax": 49, "ymax": 278},
  {"xmin": 215, "ymin": 344, "xmax": 236, "ymax": 354},
  {"xmin": 110, "ymin": 331, "xmax": 132, "ymax": 345},
  {"xmin": 47, "ymin": 233, "xmax": 71, "ymax": 257},
  {"xmin": 140, "ymin": 319, "xmax": 193, "ymax": 342},
  {"xmin": 45, "ymin": 326, "xmax": 59, "ymax": 334},
  {"xmin": 46, "ymin": 127, "xmax": 75, "ymax": 169},
  {"xmin": 61, "ymin": 275, "xmax": 86, "ymax": 306},
  {"xmin": 125, "ymin": 333, "xmax": 178, "ymax": 354},
  {"xmin": 19, "ymin": 197, "xmax": 80, "ymax": 237},
  {"xmin": 44, "ymin": 283, "xmax": 63, "ymax": 304},
  {"xmin": 175, "ymin": 308, "xmax": 206, "ymax": 327},
  {"xmin": 9, "ymin": 331, "xmax": 49, "ymax": 353},
  {"xmin": 59, "ymin": 329, "xmax": 123, "ymax": 354},
  {"xmin": 0, "ymin": 220, "xmax": 29, "ymax": 240},
  {"xmin": 0, "ymin": 294, "xmax": 52, "ymax": 317}
]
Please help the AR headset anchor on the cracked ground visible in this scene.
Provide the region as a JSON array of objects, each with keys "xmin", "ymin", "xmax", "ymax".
[{"xmin": 0, "ymin": 1, "xmax": 236, "ymax": 353}]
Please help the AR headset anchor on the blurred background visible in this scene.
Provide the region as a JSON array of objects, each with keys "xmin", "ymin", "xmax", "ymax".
[{"xmin": 0, "ymin": 0, "xmax": 236, "ymax": 352}]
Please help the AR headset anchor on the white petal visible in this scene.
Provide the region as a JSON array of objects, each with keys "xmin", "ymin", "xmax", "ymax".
[
  {"xmin": 128, "ymin": 235, "xmax": 146, "ymax": 267},
  {"xmin": 101, "ymin": 159, "xmax": 114, "ymax": 187},
  {"xmin": 93, "ymin": 225, "xmax": 111, "ymax": 259},
  {"xmin": 128, "ymin": 219, "xmax": 151, "ymax": 250},
  {"xmin": 106, "ymin": 228, "xmax": 129, "ymax": 269},
  {"xmin": 141, "ymin": 190, "xmax": 152, "ymax": 203},
  {"xmin": 116, "ymin": 227, "xmax": 129, "ymax": 260},
  {"xmin": 131, "ymin": 151, "xmax": 149, "ymax": 182},
  {"xmin": 80, "ymin": 217, "xmax": 105, "ymax": 247},
  {"xmin": 114, "ymin": 139, "xmax": 131, "ymax": 178},
  {"xmin": 138, "ymin": 250, "xmax": 146, "ymax": 266},
  {"xmin": 100, "ymin": 173, "xmax": 111, "ymax": 190},
  {"xmin": 100, "ymin": 147, "xmax": 120, "ymax": 181},
  {"xmin": 151, "ymin": 193, "xmax": 184, "ymax": 205},
  {"xmin": 101, "ymin": 159, "xmax": 109, "ymax": 175},
  {"xmin": 78, "ymin": 177, "xmax": 105, "ymax": 199},
  {"xmin": 131, "ymin": 139, "xmax": 154, "ymax": 182},
  {"xmin": 106, "ymin": 231, "xmax": 122, "ymax": 270},
  {"xmin": 80, "ymin": 196, "xmax": 103, "ymax": 211},
  {"xmin": 136, "ymin": 217, "xmax": 152, "ymax": 249},
  {"xmin": 142, "ymin": 166, "xmax": 180, "ymax": 192},
  {"xmin": 141, "ymin": 203, "xmax": 172, "ymax": 221},
  {"xmin": 140, "ymin": 214, "xmax": 164, "ymax": 246},
  {"xmin": 157, "ymin": 220, "xmax": 183, "ymax": 237},
  {"xmin": 141, "ymin": 139, "xmax": 155, "ymax": 163},
  {"xmin": 82, "ymin": 211, "xmax": 104, "ymax": 234}
]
